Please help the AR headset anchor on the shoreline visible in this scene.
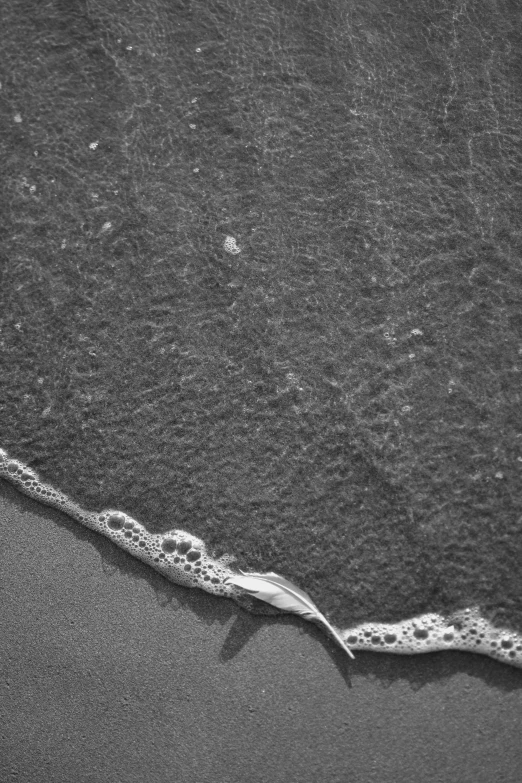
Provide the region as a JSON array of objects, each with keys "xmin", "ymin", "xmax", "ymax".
[{"xmin": 2, "ymin": 449, "xmax": 521, "ymax": 670}]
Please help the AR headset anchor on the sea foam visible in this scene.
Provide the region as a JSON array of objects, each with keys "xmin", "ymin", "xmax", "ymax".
[
  {"xmin": 0, "ymin": 448, "xmax": 238, "ymax": 597},
  {"xmin": 1, "ymin": 447, "xmax": 521, "ymax": 669}
]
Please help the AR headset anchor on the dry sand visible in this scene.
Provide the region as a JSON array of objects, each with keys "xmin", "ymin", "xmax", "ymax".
[{"xmin": 1, "ymin": 478, "xmax": 521, "ymax": 783}]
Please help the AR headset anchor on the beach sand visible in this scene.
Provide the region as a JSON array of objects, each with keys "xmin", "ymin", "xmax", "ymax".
[{"xmin": 2, "ymin": 478, "xmax": 521, "ymax": 783}]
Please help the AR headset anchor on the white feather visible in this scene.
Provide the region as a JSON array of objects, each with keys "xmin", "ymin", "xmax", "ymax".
[{"xmin": 226, "ymin": 571, "xmax": 355, "ymax": 659}]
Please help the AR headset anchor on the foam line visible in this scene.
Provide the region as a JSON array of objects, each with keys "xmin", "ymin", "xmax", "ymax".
[
  {"xmin": 0, "ymin": 448, "xmax": 239, "ymax": 598},
  {"xmin": 1, "ymin": 447, "xmax": 521, "ymax": 669},
  {"xmin": 342, "ymin": 609, "xmax": 522, "ymax": 668}
]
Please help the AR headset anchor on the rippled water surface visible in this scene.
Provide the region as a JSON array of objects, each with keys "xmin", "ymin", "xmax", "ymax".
[{"xmin": 1, "ymin": 0, "xmax": 521, "ymax": 630}]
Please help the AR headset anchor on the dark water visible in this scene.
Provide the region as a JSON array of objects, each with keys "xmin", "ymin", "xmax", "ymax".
[{"xmin": 1, "ymin": 0, "xmax": 521, "ymax": 630}]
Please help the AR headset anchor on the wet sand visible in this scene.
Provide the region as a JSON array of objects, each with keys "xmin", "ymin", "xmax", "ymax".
[{"xmin": 1, "ymin": 478, "xmax": 521, "ymax": 783}]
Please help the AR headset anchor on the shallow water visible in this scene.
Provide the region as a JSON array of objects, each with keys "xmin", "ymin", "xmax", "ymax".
[{"xmin": 1, "ymin": 0, "xmax": 521, "ymax": 633}]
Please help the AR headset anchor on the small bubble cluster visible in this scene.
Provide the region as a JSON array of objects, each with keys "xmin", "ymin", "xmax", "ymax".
[
  {"xmin": 223, "ymin": 235, "xmax": 240, "ymax": 254},
  {"xmin": 342, "ymin": 607, "xmax": 522, "ymax": 668},
  {"xmin": 0, "ymin": 448, "xmax": 238, "ymax": 598},
  {"xmin": 94, "ymin": 510, "xmax": 235, "ymax": 594}
]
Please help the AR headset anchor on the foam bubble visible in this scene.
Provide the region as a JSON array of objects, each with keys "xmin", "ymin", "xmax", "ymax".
[
  {"xmin": 341, "ymin": 607, "xmax": 522, "ymax": 668},
  {"xmin": 0, "ymin": 448, "xmax": 241, "ymax": 598},
  {"xmin": 223, "ymin": 235, "xmax": 240, "ymax": 254}
]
